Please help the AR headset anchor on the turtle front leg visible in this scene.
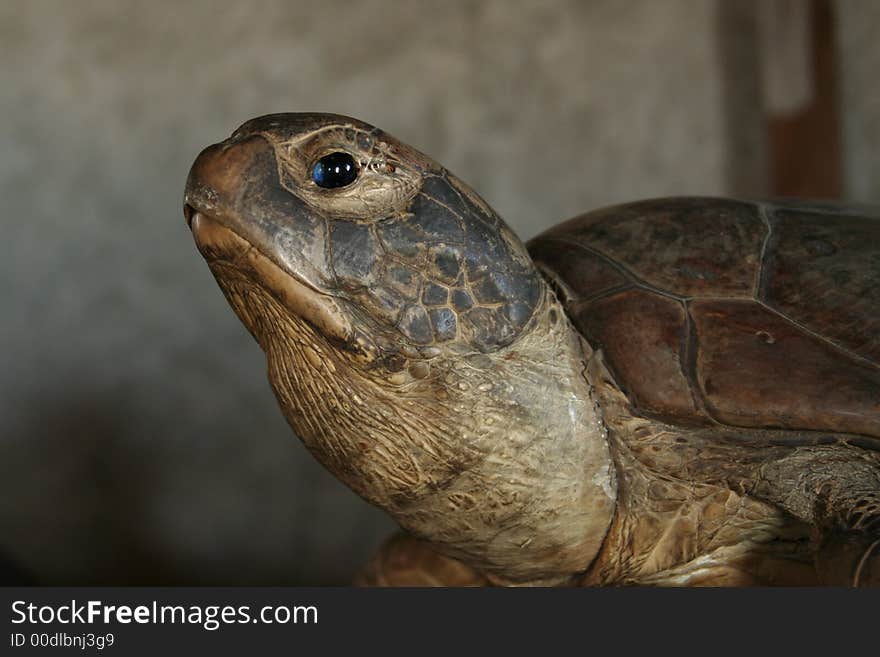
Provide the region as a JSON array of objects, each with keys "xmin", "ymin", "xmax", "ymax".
[
  {"xmin": 814, "ymin": 495, "xmax": 880, "ymax": 586},
  {"xmin": 806, "ymin": 470, "xmax": 880, "ymax": 585},
  {"xmin": 355, "ymin": 533, "xmax": 489, "ymax": 587},
  {"xmin": 751, "ymin": 446, "xmax": 880, "ymax": 586},
  {"xmin": 816, "ymin": 532, "xmax": 880, "ymax": 586}
]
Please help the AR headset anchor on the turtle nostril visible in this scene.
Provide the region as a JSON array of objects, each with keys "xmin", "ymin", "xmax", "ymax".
[{"xmin": 183, "ymin": 203, "xmax": 196, "ymax": 228}]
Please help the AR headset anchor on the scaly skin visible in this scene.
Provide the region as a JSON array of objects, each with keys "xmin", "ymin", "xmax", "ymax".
[
  {"xmin": 184, "ymin": 113, "xmax": 880, "ymax": 586},
  {"xmin": 193, "ymin": 219, "xmax": 613, "ymax": 583}
]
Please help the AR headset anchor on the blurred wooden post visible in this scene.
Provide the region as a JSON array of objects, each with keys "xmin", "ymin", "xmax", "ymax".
[{"xmin": 757, "ymin": 0, "xmax": 842, "ymax": 198}]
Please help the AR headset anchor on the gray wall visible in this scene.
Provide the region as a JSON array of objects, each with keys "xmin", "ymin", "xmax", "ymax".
[
  {"xmin": 0, "ymin": 0, "xmax": 873, "ymax": 584},
  {"xmin": 838, "ymin": 0, "xmax": 880, "ymax": 202}
]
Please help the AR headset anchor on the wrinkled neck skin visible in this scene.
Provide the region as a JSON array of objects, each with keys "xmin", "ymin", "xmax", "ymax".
[{"xmin": 217, "ymin": 265, "xmax": 616, "ymax": 584}]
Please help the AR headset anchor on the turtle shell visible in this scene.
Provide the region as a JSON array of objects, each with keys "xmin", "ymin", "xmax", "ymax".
[{"xmin": 528, "ymin": 197, "xmax": 880, "ymax": 439}]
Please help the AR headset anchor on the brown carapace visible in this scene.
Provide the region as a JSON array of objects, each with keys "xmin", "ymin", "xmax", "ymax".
[
  {"xmin": 185, "ymin": 114, "xmax": 880, "ymax": 587},
  {"xmin": 530, "ymin": 197, "xmax": 880, "ymax": 439}
]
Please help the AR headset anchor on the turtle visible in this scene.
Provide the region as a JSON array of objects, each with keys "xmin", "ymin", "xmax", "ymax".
[{"xmin": 183, "ymin": 113, "xmax": 880, "ymax": 586}]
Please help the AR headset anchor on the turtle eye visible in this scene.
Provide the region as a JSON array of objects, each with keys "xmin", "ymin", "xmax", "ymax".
[{"xmin": 312, "ymin": 152, "xmax": 358, "ymax": 189}]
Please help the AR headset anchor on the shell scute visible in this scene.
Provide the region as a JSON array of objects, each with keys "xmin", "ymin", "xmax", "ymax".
[{"xmin": 529, "ymin": 197, "xmax": 880, "ymax": 439}]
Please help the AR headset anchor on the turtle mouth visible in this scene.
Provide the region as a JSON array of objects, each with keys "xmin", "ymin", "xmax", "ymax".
[{"xmin": 186, "ymin": 208, "xmax": 354, "ymax": 345}]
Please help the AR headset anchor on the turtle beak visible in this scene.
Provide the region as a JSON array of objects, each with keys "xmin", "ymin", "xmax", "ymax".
[
  {"xmin": 183, "ymin": 202, "xmax": 195, "ymax": 229},
  {"xmin": 183, "ymin": 133, "xmax": 335, "ymax": 294},
  {"xmin": 183, "ymin": 133, "xmax": 355, "ymax": 346}
]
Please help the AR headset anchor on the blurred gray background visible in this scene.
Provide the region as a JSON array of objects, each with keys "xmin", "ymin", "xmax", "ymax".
[{"xmin": 1, "ymin": 0, "xmax": 877, "ymax": 584}]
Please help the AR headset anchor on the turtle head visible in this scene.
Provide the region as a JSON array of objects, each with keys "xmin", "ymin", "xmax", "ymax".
[
  {"xmin": 184, "ymin": 112, "xmax": 542, "ymax": 365},
  {"xmin": 184, "ymin": 114, "xmax": 613, "ymax": 583}
]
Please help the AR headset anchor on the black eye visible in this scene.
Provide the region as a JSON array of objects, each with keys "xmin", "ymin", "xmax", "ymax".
[{"xmin": 312, "ymin": 152, "xmax": 358, "ymax": 189}]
